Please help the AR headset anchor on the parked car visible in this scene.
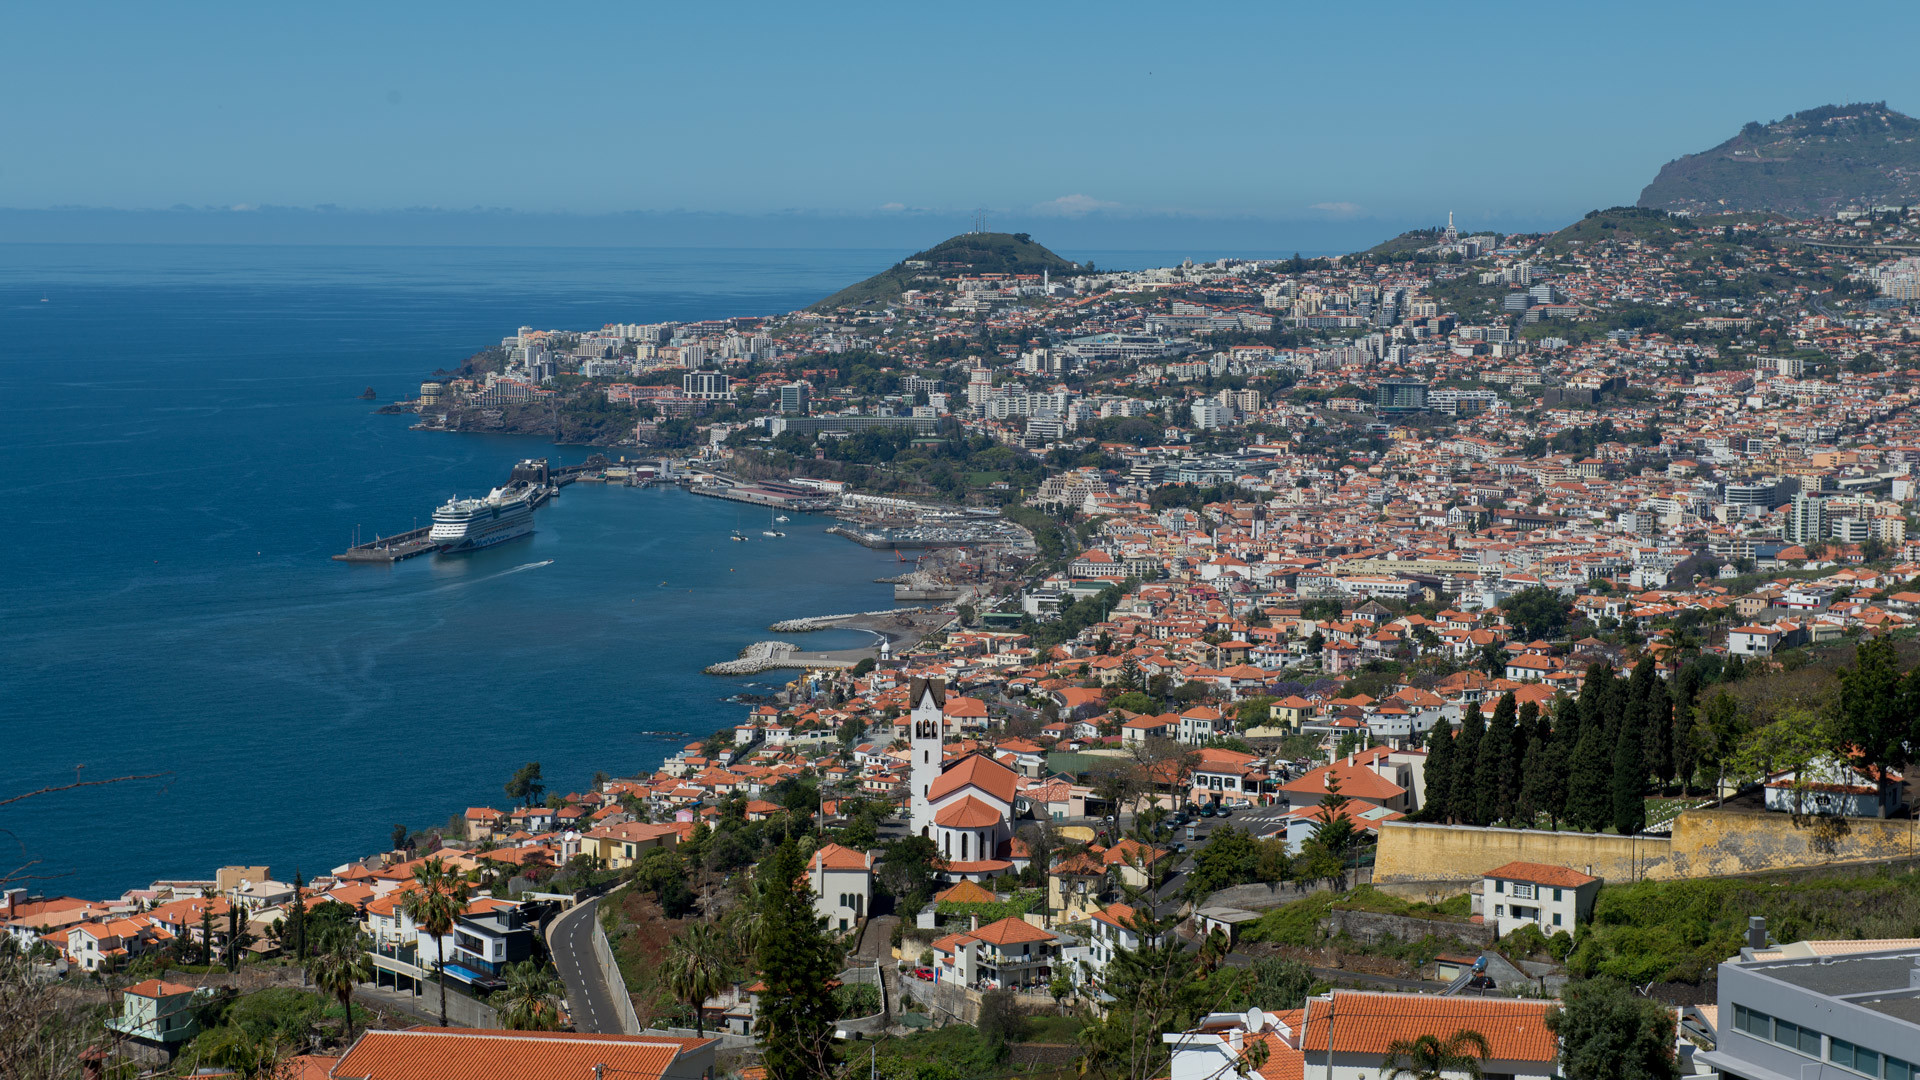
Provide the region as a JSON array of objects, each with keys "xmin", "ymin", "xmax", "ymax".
[{"xmin": 912, "ymin": 967, "xmax": 935, "ymax": 981}]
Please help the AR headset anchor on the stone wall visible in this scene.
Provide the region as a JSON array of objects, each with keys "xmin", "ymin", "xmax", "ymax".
[
  {"xmin": 1373, "ymin": 822, "xmax": 1668, "ymax": 884},
  {"xmin": 1664, "ymin": 808, "xmax": 1920, "ymax": 877},
  {"xmin": 1375, "ymin": 810, "xmax": 1920, "ymax": 885},
  {"xmin": 1323, "ymin": 908, "xmax": 1492, "ymax": 949}
]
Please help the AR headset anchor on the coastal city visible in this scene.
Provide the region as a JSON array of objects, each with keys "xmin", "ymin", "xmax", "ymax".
[{"xmin": 18, "ymin": 189, "xmax": 1920, "ymax": 1080}]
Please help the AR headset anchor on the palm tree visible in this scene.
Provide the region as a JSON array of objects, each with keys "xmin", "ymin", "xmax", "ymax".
[
  {"xmin": 1381, "ymin": 1029, "xmax": 1492, "ymax": 1080},
  {"xmin": 663, "ymin": 922, "xmax": 730, "ymax": 1035},
  {"xmin": 401, "ymin": 857, "xmax": 472, "ymax": 1028},
  {"xmin": 495, "ymin": 960, "xmax": 566, "ymax": 1031},
  {"xmin": 305, "ymin": 930, "xmax": 373, "ymax": 1044}
]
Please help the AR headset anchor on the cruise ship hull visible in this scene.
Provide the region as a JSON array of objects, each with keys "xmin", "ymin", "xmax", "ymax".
[{"xmin": 429, "ymin": 482, "xmax": 540, "ymax": 554}]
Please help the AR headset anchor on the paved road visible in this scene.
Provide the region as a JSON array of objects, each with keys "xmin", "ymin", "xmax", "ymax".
[{"xmin": 548, "ymin": 897, "xmax": 626, "ymax": 1035}]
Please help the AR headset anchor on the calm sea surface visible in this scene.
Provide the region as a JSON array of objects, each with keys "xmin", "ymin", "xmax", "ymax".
[{"xmin": 0, "ymin": 242, "xmax": 1233, "ymax": 897}]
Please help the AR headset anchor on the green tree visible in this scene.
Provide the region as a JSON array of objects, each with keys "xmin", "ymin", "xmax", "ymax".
[
  {"xmin": 1476, "ymin": 692, "xmax": 1518, "ymax": 825},
  {"xmin": 1186, "ymin": 826, "xmax": 1260, "ymax": 898},
  {"xmin": 305, "ymin": 929, "xmax": 373, "ymax": 1044},
  {"xmin": 1518, "ymin": 702, "xmax": 1569, "ymax": 827},
  {"xmin": 505, "ymin": 761, "xmax": 545, "ymax": 807},
  {"xmin": 665, "ymin": 922, "xmax": 731, "ymax": 1037},
  {"xmin": 1544, "ymin": 978, "xmax": 1678, "ymax": 1080},
  {"xmin": 1381, "ymin": 1029, "xmax": 1492, "ymax": 1080},
  {"xmin": 1423, "ymin": 722, "xmax": 1456, "ymax": 822},
  {"xmin": 400, "ymin": 857, "xmax": 471, "ymax": 1029},
  {"xmin": 1610, "ymin": 718, "xmax": 1648, "ymax": 835},
  {"xmin": 1836, "ymin": 636, "xmax": 1915, "ymax": 780},
  {"xmin": 1501, "ymin": 586, "xmax": 1572, "ymax": 640},
  {"xmin": 1453, "ymin": 701, "xmax": 1487, "ymax": 825},
  {"xmin": 755, "ymin": 839, "xmax": 841, "ymax": 1080},
  {"xmin": 495, "ymin": 960, "xmax": 566, "ymax": 1031},
  {"xmin": 283, "ymin": 871, "xmax": 311, "ymax": 962},
  {"xmin": 223, "ymin": 901, "xmax": 251, "ymax": 972},
  {"xmin": 1565, "ymin": 716, "xmax": 1612, "ymax": 832}
]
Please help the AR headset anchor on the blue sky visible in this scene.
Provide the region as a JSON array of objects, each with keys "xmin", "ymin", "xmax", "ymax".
[{"xmin": 4, "ymin": 1, "xmax": 1918, "ymax": 247}]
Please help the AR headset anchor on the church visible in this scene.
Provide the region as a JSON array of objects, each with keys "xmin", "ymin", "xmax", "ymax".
[{"xmin": 907, "ymin": 677, "xmax": 1019, "ymax": 882}]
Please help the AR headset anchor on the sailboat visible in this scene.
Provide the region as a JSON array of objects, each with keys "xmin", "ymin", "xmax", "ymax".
[{"xmin": 762, "ymin": 507, "xmax": 786, "ymax": 538}]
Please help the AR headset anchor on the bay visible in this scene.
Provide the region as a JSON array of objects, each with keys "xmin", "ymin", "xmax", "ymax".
[{"xmin": 0, "ymin": 242, "xmax": 1212, "ymax": 897}]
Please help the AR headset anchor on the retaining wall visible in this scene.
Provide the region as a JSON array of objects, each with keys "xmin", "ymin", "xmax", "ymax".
[
  {"xmin": 1324, "ymin": 908, "xmax": 1491, "ymax": 949},
  {"xmin": 1375, "ymin": 809, "xmax": 1920, "ymax": 885}
]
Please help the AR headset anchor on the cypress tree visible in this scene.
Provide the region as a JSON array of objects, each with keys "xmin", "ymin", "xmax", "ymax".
[
  {"xmin": 1577, "ymin": 662, "xmax": 1612, "ymax": 735},
  {"xmin": 1477, "ymin": 692, "xmax": 1518, "ymax": 826},
  {"xmin": 1454, "ymin": 701, "xmax": 1487, "ymax": 825},
  {"xmin": 286, "ymin": 868, "xmax": 307, "ymax": 961},
  {"xmin": 1514, "ymin": 699, "xmax": 1541, "ymax": 783},
  {"xmin": 1565, "ymin": 714, "xmax": 1612, "ymax": 832},
  {"xmin": 1671, "ymin": 694, "xmax": 1701, "ymax": 794},
  {"xmin": 1518, "ymin": 699, "xmax": 1567, "ymax": 827},
  {"xmin": 1649, "ymin": 692, "xmax": 1676, "ymax": 789},
  {"xmin": 755, "ymin": 839, "xmax": 840, "ymax": 1080},
  {"xmin": 1611, "ymin": 717, "xmax": 1648, "ymax": 835},
  {"xmin": 1423, "ymin": 720, "xmax": 1456, "ymax": 822}
]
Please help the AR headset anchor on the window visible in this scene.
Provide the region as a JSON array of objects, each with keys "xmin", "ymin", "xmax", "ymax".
[
  {"xmin": 1553, "ymin": 887, "xmax": 1563, "ymax": 901},
  {"xmin": 1494, "ymin": 880, "xmax": 1505, "ymax": 893},
  {"xmin": 1553, "ymin": 913, "xmax": 1563, "ymax": 926},
  {"xmin": 1512, "ymin": 883, "xmax": 1535, "ymax": 900},
  {"xmin": 1886, "ymin": 1057, "xmax": 1916, "ymax": 1080},
  {"xmin": 1772, "ymin": 1018, "xmax": 1821, "ymax": 1056},
  {"xmin": 1734, "ymin": 1004, "xmax": 1771, "ymax": 1038},
  {"xmin": 1495, "ymin": 905, "xmax": 1504, "ymax": 917}
]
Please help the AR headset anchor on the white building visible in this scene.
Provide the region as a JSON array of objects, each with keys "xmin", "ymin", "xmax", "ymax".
[
  {"xmin": 804, "ymin": 842, "xmax": 874, "ymax": 935},
  {"xmin": 1480, "ymin": 861, "xmax": 1599, "ymax": 938}
]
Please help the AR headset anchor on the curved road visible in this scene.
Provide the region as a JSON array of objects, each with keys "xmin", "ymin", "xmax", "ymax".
[{"xmin": 548, "ymin": 897, "xmax": 627, "ymax": 1034}]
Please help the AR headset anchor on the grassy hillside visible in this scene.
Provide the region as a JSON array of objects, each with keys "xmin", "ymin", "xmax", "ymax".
[
  {"xmin": 1359, "ymin": 227, "xmax": 1446, "ymax": 258},
  {"xmin": 1638, "ymin": 102, "xmax": 1920, "ymax": 215},
  {"xmin": 1540, "ymin": 207, "xmax": 1777, "ymax": 255},
  {"xmin": 1570, "ymin": 866, "xmax": 1920, "ymax": 985},
  {"xmin": 809, "ymin": 232, "xmax": 1083, "ymax": 311}
]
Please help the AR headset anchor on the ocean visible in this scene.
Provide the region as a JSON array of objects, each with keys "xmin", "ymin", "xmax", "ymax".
[{"xmin": 0, "ymin": 242, "xmax": 1227, "ymax": 897}]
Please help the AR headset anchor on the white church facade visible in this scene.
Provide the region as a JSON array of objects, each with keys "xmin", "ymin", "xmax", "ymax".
[{"xmin": 907, "ymin": 677, "xmax": 1018, "ymax": 883}]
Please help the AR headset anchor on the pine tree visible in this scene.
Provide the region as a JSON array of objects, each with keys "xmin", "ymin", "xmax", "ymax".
[
  {"xmin": 1577, "ymin": 662, "xmax": 1612, "ymax": 735},
  {"xmin": 1611, "ymin": 719, "xmax": 1648, "ymax": 835},
  {"xmin": 1476, "ymin": 692, "xmax": 1518, "ymax": 826},
  {"xmin": 1565, "ymin": 716, "xmax": 1612, "ymax": 832},
  {"xmin": 755, "ymin": 839, "xmax": 841, "ymax": 1080},
  {"xmin": 1423, "ymin": 721, "xmax": 1456, "ymax": 822},
  {"xmin": 1454, "ymin": 701, "xmax": 1487, "ymax": 825}
]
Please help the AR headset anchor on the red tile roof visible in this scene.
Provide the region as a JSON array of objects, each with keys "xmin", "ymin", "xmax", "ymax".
[
  {"xmin": 1299, "ymin": 992, "xmax": 1557, "ymax": 1062},
  {"xmin": 329, "ymin": 1029, "xmax": 704, "ymax": 1080},
  {"xmin": 1483, "ymin": 861, "xmax": 1599, "ymax": 888}
]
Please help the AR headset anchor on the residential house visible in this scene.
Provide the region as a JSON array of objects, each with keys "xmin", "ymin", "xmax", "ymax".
[{"xmin": 1480, "ymin": 861, "xmax": 1601, "ymax": 938}]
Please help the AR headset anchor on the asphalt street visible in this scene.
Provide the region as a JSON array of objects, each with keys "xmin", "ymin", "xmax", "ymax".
[{"xmin": 548, "ymin": 897, "xmax": 626, "ymax": 1035}]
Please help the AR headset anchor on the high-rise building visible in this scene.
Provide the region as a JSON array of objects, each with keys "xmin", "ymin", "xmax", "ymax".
[
  {"xmin": 1374, "ymin": 378, "xmax": 1429, "ymax": 414},
  {"xmin": 1786, "ymin": 492, "xmax": 1828, "ymax": 546},
  {"xmin": 683, "ymin": 370, "xmax": 731, "ymax": 400},
  {"xmin": 778, "ymin": 382, "xmax": 811, "ymax": 415}
]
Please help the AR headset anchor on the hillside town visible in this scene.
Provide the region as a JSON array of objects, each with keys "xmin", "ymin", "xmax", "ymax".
[{"xmin": 15, "ymin": 205, "xmax": 1920, "ymax": 1080}]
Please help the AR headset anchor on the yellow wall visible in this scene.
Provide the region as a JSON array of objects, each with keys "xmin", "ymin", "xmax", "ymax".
[{"xmin": 1375, "ymin": 810, "xmax": 1920, "ymax": 885}]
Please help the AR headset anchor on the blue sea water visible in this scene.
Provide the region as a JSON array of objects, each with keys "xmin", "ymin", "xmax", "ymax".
[{"xmin": 0, "ymin": 242, "xmax": 1205, "ymax": 898}]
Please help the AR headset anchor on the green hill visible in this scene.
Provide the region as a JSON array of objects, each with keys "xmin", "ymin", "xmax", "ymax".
[
  {"xmin": 1637, "ymin": 102, "xmax": 1920, "ymax": 215},
  {"xmin": 1541, "ymin": 207, "xmax": 1779, "ymax": 255},
  {"xmin": 1359, "ymin": 227, "xmax": 1445, "ymax": 258},
  {"xmin": 809, "ymin": 232, "xmax": 1084, "ymax": 311}
]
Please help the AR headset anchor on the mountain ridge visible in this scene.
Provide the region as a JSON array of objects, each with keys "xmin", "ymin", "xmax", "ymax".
[{"xmin": 1637, "ymin": 102, "xmax": 1920, "ymax": 216}]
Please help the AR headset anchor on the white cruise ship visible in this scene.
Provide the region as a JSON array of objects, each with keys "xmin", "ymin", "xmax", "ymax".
[{"xmin": 430, "ymin": 482, "xmax": 538, "ymax": 553}]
